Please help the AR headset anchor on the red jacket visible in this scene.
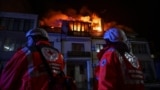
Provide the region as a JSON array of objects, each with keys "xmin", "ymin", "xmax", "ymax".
[
  {"xmin": 94, "ymin": 46, "xmax": 144, "ymax": 90},
  {"xmin": 0, "ymin": 41, "xmax": 65, "ymax": 90}
]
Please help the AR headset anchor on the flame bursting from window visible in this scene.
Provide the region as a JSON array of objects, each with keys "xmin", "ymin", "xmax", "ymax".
[
  {"xmin": 39, "ymin": 10, "xmax": 102, "ymax": 32},
  {"xmin": 69, "ymin": 21, "xmax": 90, "ymax": 32},
  {"xmin": 91, "ymin": 14, "xmax": 102, "ymax": 32}
]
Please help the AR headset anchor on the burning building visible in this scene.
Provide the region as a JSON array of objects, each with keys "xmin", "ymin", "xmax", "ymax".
[
  {"xmin": 38, "ymin": 9, "xmax": 104, "ymax": 37},
  {"xmin": 0, "ymin": 10, "xmax": 158, "ymax": 88}
]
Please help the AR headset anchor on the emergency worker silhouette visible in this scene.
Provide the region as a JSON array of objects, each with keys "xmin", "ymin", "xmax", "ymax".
[
  {"xmin": 94, "ymin": 27, "xmax": 145, "ymax": 90},
  {"xmin": 0, "ymin": 28, "xmax": 76, "ymax": 90}
]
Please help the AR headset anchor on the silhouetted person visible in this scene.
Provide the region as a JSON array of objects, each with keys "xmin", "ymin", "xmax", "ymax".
[
  {"xmin": 94, "ymin": 27, "xmax": 145, "ymax": 90},
  {"xmin": 0, "ymin": 28, "xmax": 76, "ymax": 90}
]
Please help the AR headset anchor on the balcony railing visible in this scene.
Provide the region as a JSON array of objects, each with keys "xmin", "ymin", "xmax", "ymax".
[{"xmin": 67, "ymin": 51, "xmax": 91, "ymax": 57}]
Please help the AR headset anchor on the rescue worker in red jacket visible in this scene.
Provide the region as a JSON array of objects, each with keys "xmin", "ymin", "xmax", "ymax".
[
  {"xmin": 94, "ymin": 27, "xmax": 145, "ymax": 90},
  {"xmin": 0, "ymin": 28, "xmax": 76, "ymax": 90}
]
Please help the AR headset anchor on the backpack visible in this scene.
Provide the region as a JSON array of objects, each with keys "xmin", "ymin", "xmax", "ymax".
[{"xmin": 35, "ymin": 45, "xmax": 77, "ymax": 90}]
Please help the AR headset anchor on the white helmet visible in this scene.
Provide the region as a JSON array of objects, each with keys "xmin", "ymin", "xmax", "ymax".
[
  {"xmin": 103, "ymin": 27, "xmax": 127, "ymax": 42},
  {"xmin": 25, "ymin": 28, "xmax": 49, "ymax": 39}
]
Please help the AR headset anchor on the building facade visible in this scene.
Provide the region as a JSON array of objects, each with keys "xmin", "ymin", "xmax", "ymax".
[{"xmin": 0, "ymin": 11, "xmax": 38, "ymax": 65}]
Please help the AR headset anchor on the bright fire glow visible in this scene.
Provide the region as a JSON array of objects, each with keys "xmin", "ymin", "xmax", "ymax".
[
  {"xmin": 40, "ymin": 11, "xmax": 102, "ymax": 32},
  {"xmin": 91, "ymin": 13, "xmax": 102, "ymax": 32},
  {"xmin": 80, "ymin": 16, "xmax": 91, "ymax": 22},
  {"xmin": 69, "ymin": 21, "xmax": 90, "ymax": 32}
]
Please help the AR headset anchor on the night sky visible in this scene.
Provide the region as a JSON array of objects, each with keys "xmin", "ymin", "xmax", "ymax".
[
  {"xmin": 27, "ymin": 0, "xmax": 157, "ymax": 53},
  {"xmin": 0, "ymin": 0, "xmax": 158, "ymax": 53},
  {"xmin": 27, "ymin": 0, "xmax": 152, "ymax": 36}
]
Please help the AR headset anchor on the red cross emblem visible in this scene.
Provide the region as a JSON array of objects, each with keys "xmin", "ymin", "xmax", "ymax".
[{"xmin": 41, "ymin": 47, "xmax": 58, "ymax": 61}]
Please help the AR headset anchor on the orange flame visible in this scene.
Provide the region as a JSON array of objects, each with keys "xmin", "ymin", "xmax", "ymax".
[
  {"xmin": 39, "ymin": 10, "xmax": 102, "ymax": 32},
  {"xmin": 91, "ymin": 13, "xmax": 102, "ymax": 32}
]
